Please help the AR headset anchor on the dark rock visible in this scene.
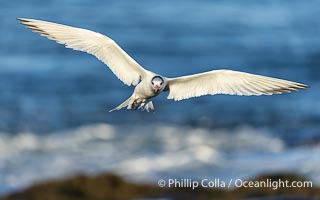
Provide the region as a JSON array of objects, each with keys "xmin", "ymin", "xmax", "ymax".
[{"xmin": 1, "ymin": 173, "xmax": 319, "ymax": 200}]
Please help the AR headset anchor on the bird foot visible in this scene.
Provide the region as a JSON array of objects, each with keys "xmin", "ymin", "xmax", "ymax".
[
  {"xmin": 143, "ymin": 101, "xmax": 155, "ymax": 112},
  {"xmin": 128, "ymin": 100, "xmax": 155, "ymax": 112}
]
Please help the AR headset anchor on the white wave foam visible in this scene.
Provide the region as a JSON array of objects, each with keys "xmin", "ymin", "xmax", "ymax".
[{"xmin": 0, "ymin": 123, "xmax": 318, "ymax": 194}]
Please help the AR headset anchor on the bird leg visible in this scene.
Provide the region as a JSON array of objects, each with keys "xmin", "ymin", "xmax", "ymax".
[
  {"xmin": 137, "ymin": 100, "xmax": 146, "ymax": 110},
  {"xmin": 128, "ymin": 98, "xmax": 144, "ymax": 111},
  {"xmin": 130, "ymin": 102, "xmax": 140, "ymax": 110}
]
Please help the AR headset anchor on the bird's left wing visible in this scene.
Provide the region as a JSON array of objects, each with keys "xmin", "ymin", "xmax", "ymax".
[
  {"xmin": 166, "ymin": 69, "xmax": 308, "ymax": 101},
  {"xmin": 18, "ymin": 18, "xmax": 147, "ymax": 86}
]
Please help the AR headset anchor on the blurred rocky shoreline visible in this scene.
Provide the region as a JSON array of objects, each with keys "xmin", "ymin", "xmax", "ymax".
[{"xmin": 1, "ymin": 173, "xmax": 319, "ymax": 200}]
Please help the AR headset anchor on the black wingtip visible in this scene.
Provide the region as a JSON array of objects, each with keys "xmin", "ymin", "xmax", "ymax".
[
  {"xmin": 17, "ymin": 18, "xmax": 29, "ymax": 26},
  {"xmin": 297, "ymin": 83, "xmax": 310, "ymax": 90},
  {"xmin": 17, "ymin": 18, "xmax": 26, "ymax": 22}
]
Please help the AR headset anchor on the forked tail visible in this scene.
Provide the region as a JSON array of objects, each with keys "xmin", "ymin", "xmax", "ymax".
[{"xmin": 109, "ymin": 96, "xmax": 133, "ymax": 112}]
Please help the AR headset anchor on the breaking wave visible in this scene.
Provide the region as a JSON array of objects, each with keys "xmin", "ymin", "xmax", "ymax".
[{"xmin": 0, "ymin": 123, "xmax": 319, "ymax": 194}]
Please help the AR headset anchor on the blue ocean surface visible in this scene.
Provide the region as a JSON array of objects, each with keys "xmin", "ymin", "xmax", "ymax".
[{"xmin": 0, "ymin": 0, "xmax": 320, "ymax": 195}]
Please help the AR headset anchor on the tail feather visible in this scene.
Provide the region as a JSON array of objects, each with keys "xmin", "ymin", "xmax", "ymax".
[{"xmin": 109, "ymin": 97, "xmax": 132, "ymax": 112}]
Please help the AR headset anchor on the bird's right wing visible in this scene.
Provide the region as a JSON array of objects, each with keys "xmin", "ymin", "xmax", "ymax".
[
  {"xmin": 18, "ymin": 18, "xmax": 148, "ymax": 86},
  {"xmin": 167, "ymin": 69, "xmax": 308, "ymax": 101}
]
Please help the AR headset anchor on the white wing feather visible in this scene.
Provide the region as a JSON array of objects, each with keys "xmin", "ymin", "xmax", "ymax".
[
  {"xmin": 167, "ymin": 70, "xmax": 308, "ymax": 101},
  {"xmin": 18, "ymin": 18, "xmax": 147, "ymax": 86}
]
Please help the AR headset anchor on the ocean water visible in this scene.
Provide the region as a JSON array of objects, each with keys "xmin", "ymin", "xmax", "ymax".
[{"xmin": 0, "ymin": 0, "xmax": 320, "ymax": 195}]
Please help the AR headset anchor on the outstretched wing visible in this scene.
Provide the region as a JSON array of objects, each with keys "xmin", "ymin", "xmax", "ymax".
[
  {"xmin": 167, "ymin": 69, "xmax": 308, "ymax": 101},
  {"xmin": 18, "ymin": 18, "xmax": 147, "ymax": 86}
]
